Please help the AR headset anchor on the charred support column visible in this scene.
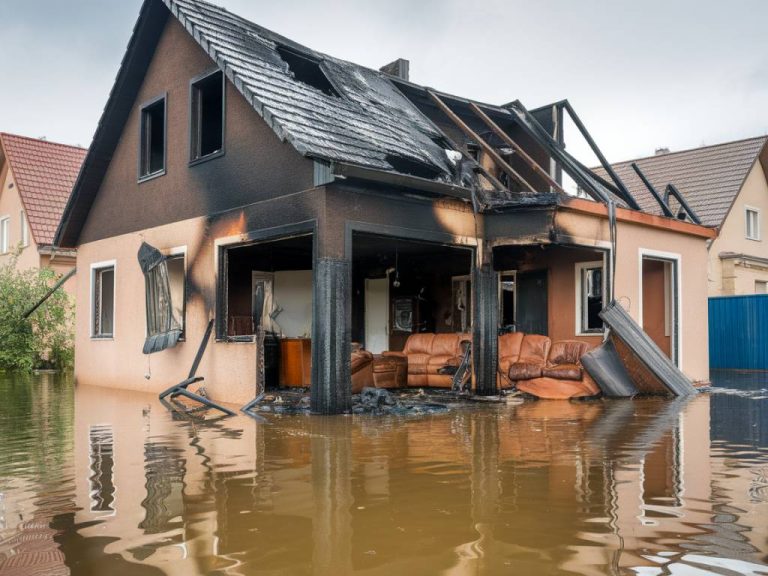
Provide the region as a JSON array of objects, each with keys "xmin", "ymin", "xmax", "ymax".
[
  {"xmin": 473, "ymin": 262, "xmax": 498, "ymax": 395},
  {"xmin": 311, "ymin": 257, "xmax": 352, "ymax": 414}
]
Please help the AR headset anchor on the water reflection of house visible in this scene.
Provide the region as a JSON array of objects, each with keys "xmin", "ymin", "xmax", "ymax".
[
  {"xmin": 68, "ymin": 386, "xmax": 768, "ymax": 574},
  {"xmin": 54, "ymin": 0, "xmax": 716, "ymax": 412}
]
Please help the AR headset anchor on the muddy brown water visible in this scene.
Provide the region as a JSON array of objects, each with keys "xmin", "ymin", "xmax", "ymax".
[{"xmin": 0, "ymin": 373, "xmax": 766, "ymax": 575}]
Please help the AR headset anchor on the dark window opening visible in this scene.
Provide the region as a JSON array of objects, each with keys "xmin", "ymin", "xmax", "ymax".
[
  {"xmin": 140, "ymin": 98, "xmax": 166, "ymax": 178},
  {"xmin": 500, "ymin": 272, "xmax": 516, "ymax": 331},
  {"xmin": 581, "ymin": 266, "xmax": 604, "ymax": 333},
  {"xmin": 276, "ymin": 46, "xmax": 339, "ymax": 97},
  {"xmin": 385, "ymin": 154, "xmax": 443, "ymax": 180},
  {"xmin": 191, "ymin": 71, "xmax": 224, "ymax": 160}
]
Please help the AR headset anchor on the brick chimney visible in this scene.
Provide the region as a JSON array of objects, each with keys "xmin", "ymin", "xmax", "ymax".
[{"xmin": 379, "ymin": 58, "xmax": 410, "ymax": 81}]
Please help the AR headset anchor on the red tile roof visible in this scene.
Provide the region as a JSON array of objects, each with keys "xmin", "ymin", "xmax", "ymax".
[{"xmin": 0, "ymin": 133, "xmax": 87, "ymax": 247}]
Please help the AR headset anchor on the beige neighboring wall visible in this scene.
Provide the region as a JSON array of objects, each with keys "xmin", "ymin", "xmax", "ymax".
[
  {"xmin": 710, "ymin": 159, "xmax": 768, "ymax": 295},
  {"xmin": 0, "ymin": 162, "xmax": 39, "ymax": 271},
  {"xmin": 74, "ymin": 211, "xmax": 260, "ymax": 406},
  {"xmin": 556, "ymin": 208, "xmax": 711, "ymax": 383}
]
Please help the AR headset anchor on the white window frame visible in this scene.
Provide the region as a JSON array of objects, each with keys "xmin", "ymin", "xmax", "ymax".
[
  {"xmin": 575, "ymin": 259, "xmax": 607, "ymax": 336},
  {"xmin": 638, "ymin": 249, "xmax": 682, "ymax": 368},
  {"xmin": 0, "ymin": 216, "xmax": 10, "ymax": 254},
  {"xmin": 90, "ymin": 260, "xmax": 117, "ymax": 339},
  {"xmin": 745, "ymin": 206, "xmax": 761, "ymax": 241},
  {"xmin": 755, "ymin": 280, "xmax": 768, "ymax": 294},
  {"xmin": 20, "ymin": 210, "xmax": 28, "ymax": 247}
]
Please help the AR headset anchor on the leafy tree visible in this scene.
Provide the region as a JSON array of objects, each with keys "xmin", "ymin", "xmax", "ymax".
[{"xmin": 0, "ymin": 253, "xmax": 74, "ymax": 371}]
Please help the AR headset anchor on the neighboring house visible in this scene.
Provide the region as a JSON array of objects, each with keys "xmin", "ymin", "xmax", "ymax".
[
  {"xmin": 0, "ymin": 133, "xmax": 86, "ymax": 294},
  {"xmin": 594, "ymin": 136, "xmax": 768, "ymax": 296},
  {"xmin": 54, "ymin": 0, "xmax": 715, "ymax": 413}
]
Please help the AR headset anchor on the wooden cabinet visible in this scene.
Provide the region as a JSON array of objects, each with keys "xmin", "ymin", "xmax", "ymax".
[{"xmin": 279, "ymin": 338, "xmax": 311, "ymax": 387}]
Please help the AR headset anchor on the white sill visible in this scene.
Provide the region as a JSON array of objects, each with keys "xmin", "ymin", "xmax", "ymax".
[
  {"xmin": 575, "ymin": 331, "xmax": 605, "ymax": 338},
  {"xmin": 91, "ymin": 336, "xmax": 114, "ymax": 341},
  {"xmin": 746, "ymin": 236, "xmax": 761, "ymax": 242},
  {"xmin": 138, "ymin": 169, "xmax": 166, "ymax": 184}
]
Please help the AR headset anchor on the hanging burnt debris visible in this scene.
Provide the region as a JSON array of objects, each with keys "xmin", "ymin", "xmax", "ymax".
[{"xmin": 138, "ymin": 242, "xmax": 183, "ymax": 354}]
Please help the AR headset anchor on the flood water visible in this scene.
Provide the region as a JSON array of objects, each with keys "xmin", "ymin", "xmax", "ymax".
[{"xmin": 0, "ymin": 373, "xmax": 766, "ymax": 575}]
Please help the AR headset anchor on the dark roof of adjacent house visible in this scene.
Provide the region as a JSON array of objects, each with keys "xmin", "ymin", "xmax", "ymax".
[
  {"xmin": 593, "ymin": 136, "xmax": 768, "ymax": 228},
  {"xmin": 0, "ymin": 133, "xmax": 87, "ymax": 247}
]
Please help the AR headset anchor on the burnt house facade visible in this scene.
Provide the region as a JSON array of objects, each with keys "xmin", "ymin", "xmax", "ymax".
[{"xmin": 56, "ymin": 0, "xmax": 715, "ymax": 413}]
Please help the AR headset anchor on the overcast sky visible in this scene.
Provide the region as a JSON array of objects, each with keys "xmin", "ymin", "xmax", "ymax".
[{"xmin": 1, "ymin": 0, "xmax": 766, "ymax": 166}]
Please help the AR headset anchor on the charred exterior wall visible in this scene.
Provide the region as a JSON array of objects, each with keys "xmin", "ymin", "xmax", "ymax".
[{"xmin": 78, "ymin": 17, "xmax": 314, "ymax": 245}]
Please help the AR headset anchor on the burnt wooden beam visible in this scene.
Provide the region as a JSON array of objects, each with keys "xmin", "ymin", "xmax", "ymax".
[
  {"xmin": 473, "ymin": 262, "xmax": 499, "ymax": 395},
  {"xmin": 469, "ymin": 102, "xmax": 566, "ymax": 194},
  {"xmin": 630, "ymin": 162, "xmax": 675, "ymax": 218},
  {"xmin": 311, "ymin": 257, "xmax": 352, "ymax": 414},
  {"xmin": 561, "ymin": 101, "xmax": 641, "ymax": 210},
  {"xmin": 665, "ymin": 183, "xmax": 702, "ymax": 225},
  {"xmin": 427, "ymin": 90, "xmax": 537, "ymax": 193}
]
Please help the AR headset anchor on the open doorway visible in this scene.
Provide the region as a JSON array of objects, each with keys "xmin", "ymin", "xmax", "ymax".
[
  {"xmin": 219, "ymin": 234, "xmax": 314, "ymax": 388},
  {"xmin": 640, "ymin": 252, "xmax": 680, "ymax": 366}
]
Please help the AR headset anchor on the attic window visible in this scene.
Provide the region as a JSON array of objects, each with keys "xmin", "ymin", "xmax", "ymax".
[
  {"xmin": 276, "ymin": 46, "xmax": 339, "ymax": 97},
  {"xmin": 190, "ymin": 70, "xmax": 225, "ymax": 162},
  {"xmin": 139, "ymin": 96, "xmax": 166, "ymax": 180}
]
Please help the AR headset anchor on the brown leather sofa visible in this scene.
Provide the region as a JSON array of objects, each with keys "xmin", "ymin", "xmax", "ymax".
[
  {"xmin": 383, "ymin": 332, "xmax": 471, "ymax": 388},
  {"xmin": 351, "ymin": 347, "xmax": 374, "ymax": 393},
  {"xmin": 499, "ymin": 333, "xmax": 599, "ymax": 399}
]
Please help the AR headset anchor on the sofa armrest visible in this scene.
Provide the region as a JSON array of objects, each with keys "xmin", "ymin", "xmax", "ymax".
[{"xmin": 382, "ymin": 351, "xmax": 406, "ymax": 359}]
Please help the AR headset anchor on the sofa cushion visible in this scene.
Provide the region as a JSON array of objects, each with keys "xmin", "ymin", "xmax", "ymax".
[
  {"xmin": 430, "ymin": 334, "xmax": 459, "ymax": 356},
  {"xmin": 403, "ymin": 333, "xmax": 435, "ymax": 355},
  {"xmin": 542, "ymin": 364, "xmax": 583, "ymax": 381},
  {"xmin": 498, "ymin": 332, "xmax": 524, "ymax": 362},
  {"xmin": 406, "ymin": 353, "xmax": 431, "ymax": 374},
  {"xmin": 548, "ymin": 340, "xmax": 590, "ymax": 366},
  {"xmin": 427, "ymin": 354, "xmax": 458, "ymax": 374},
  {"xmin": 519, "ymin": 334, "xmax": 551, "ymax": 364},
  {"xmin": 508, "ymin": 362, "xmax": 543, "ymax": 380}
]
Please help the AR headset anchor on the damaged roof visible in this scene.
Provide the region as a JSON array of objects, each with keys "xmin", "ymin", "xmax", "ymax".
[
  {"xmin": 0, "ymin": 133, "xmax": 86, "ymax": 247},
  {"xmin": 165, "ymin": 0, "xmax": 454, "ymax": 177},
  {"xmin": 593, "ymin": 136, "xmax": 768, "ymax": 228}
]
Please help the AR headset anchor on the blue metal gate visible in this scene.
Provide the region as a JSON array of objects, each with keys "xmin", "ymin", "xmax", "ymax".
[{"xmin": 709, "ymin": 294, "xmax": 768, "ymax": 369}]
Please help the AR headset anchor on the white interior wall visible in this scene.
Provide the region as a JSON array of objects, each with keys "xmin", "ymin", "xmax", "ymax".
[{"xmin": 272, "ymin": 270, "xmax": 313, "ymax": 338}]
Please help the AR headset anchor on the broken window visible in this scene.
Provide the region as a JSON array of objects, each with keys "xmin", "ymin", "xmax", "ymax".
[
  {"xmin": 138, "ymin": 243, "xmax": 183, "ymax": 354},
  {"xmin": 139, "ymin": 96, "xmax": 166, "ymax": 179},
  {"xmin": 92, "ymin": 264, "xmax": 115, "ymax": 338},
  {"xmin": 276, "ymin": 46, "xmax": 339, "ymax": 97},
  {"xmin": 190, "ymin": 71, "xmax": 224, "ymax": 161},
  {"xmin": 577, "ymin": 262, "xmax": 604, "ymax": 334}
]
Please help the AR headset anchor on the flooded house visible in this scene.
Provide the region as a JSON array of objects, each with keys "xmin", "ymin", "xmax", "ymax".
[
  {"xmin": 54, "ymin": 0, "xmax": 717, "ymax": 413},
  {"xmin": 0, "ymin": 133, "xmax": 85, "ymax": 295}
]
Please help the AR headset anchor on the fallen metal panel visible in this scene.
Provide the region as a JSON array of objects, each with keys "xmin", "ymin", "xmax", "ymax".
[
  {"xmin": 580, "ymin": 338, "xmax": 639, "ymax": 398},
  {"xmin": 591, "ymin": 301, "xmax": 697, "ymax": 397}
]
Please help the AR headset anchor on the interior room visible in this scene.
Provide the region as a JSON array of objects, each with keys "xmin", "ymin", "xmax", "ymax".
[
  {"xmin": 351, "ymin": 233, "xmax": 474, "ymax": 353},
  {"xmin": 220, "ymin": 234, "xmax": 314, "ymax": 388}
]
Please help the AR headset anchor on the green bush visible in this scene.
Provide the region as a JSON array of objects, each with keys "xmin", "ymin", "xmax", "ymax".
[{"xmin": 0, "ymin": 254, "xmax": 74, "ymax": 371}]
